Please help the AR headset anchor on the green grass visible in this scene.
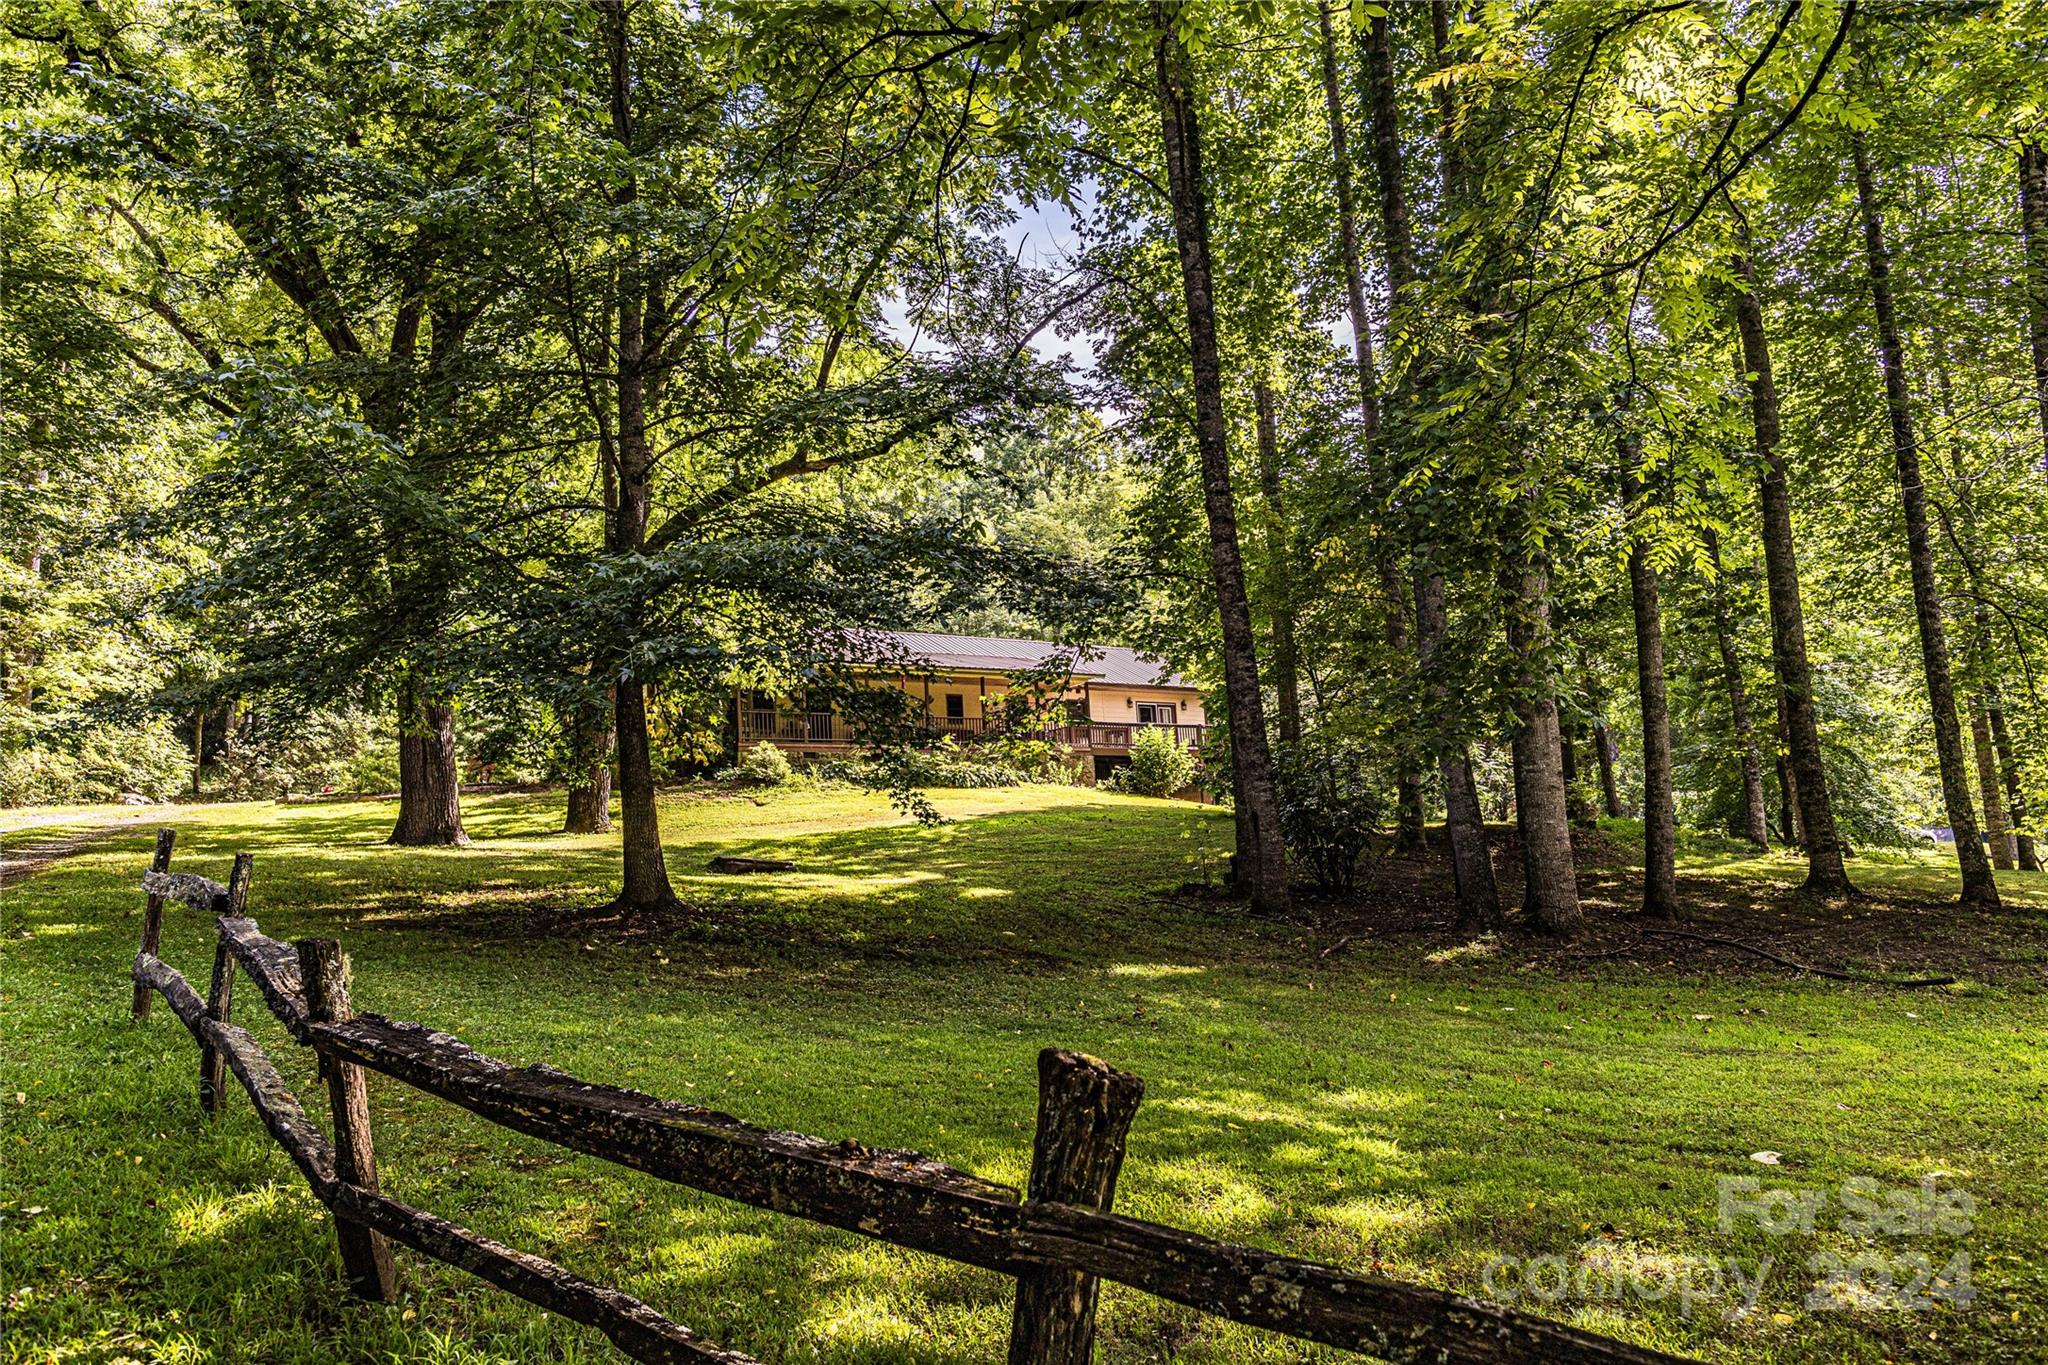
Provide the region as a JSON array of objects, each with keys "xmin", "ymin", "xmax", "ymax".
[{"xmin": 3, "ymin": 787, "xmax": 2045, "ymax": 1364}]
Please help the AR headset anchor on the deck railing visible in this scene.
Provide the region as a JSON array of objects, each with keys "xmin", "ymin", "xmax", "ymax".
[
  {"xmin": 126, "ymin": 832, "xmax": 1685, "ymax": 1365},
  {"xmin": 1050, "ymin": 722, "xmax": 1206, "ymax": 752},
  {"xmin": 738, "ymin": 709, "xmax": 1206, "ymax": 753}
]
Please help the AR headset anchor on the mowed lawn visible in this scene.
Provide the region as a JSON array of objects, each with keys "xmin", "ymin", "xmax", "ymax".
[{"xmin": 3, "ymin": 787, "xmax": 2045, "ymax": 1365}]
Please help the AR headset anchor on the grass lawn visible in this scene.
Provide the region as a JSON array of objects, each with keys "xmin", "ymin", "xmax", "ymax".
[{"xmin": 3, "ymin": 786, "xmax": 2045, "ymax": 1364}]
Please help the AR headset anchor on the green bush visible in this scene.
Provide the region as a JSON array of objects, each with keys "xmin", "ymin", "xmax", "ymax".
[
  {"xmin": 216, "ymin": 709, "xmax": 393, "ymax": 799},
  {"xmin": 729, "ymin": 742, "xmax": 794, "ymax": 785},
  {"xmin": 1273, "ymin": 736, "xmax": 1388, "ymax": 892},
  {"xmin": 972, "ymin": 732, "xmax": 1087, "ymax": 785},
  {"xmin": 819, "ymin": 750, "xmax": 1022, "ymax": 789},
  {"xmin": 0, "ymin": 716, "xmax": 188, "ymax": 804},
  {"xmin": 1105, "ymin": 725, "xmax": 1197, "ymax": 798}
]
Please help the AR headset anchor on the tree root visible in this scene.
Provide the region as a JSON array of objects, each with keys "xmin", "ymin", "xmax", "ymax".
[{"xmin": 1636, "ymin": 927, "xmax": 1955, "ymax": 988}]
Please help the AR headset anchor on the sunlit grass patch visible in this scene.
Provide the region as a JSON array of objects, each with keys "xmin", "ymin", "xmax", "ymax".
[{"xmin": 2, "ymin": 787, "xmax": 2044, "ymax": 1362}]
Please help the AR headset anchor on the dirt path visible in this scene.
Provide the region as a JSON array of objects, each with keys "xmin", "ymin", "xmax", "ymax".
[{"xmin": 0, "ymin": 812, "xmax": 163, "ymax": 892}]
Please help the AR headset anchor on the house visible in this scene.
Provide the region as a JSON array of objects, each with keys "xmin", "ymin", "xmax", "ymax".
[{"xmin": 733, "ymin": 629, "xmax": 1207, "ymax": 782}]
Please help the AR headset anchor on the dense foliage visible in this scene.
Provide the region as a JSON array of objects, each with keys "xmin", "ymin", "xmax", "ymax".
[{"xmin": 5, "ymin": 0, "xmax": 2043, "ymax": 920}]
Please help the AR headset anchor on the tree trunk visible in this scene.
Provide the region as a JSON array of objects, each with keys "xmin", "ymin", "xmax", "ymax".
[
  {"xmin": 1623, "ymin": 541, "xmax": 1677, "ymax": 915},
  {"xmin": 1502, "ymin": 549, "xmax": 1583, "ymax": 935},
  {"xmin": 1252, "ymin": 379, "xmax": 1302, "ymax": 747},
  {"xmin": 2020, "ymin": 141, "xmax": 2048, "ymax": 466},
  {"xmin": 607, "ymin": 362, "xmax": 677, "ymax": 909},
  {"xmin": 1969, "ymin": 705, "xmax": 2014, "ymax": 871},
  {"xmin": 564, "ymin": 702, "xmax": 615, "ymax": 836},
  {"xmin": 1731, "ymin": 250, "xmax": 1851, "ymax": 895},
  {"xmin": 1775, "ymin": 695, "xmax": 1805, "ymax": 848},
  {"xmin": 1316, "ymin": 0, "xmax": 1381, "ymax": 443},
  {"xmin": 564, "ymin": 762, "xmax": 614, "ymax": 835},
  {"xmin": 192, "ymin": 710, "xmax": 205, "ymax": 797},
  {"xmin": 1418, "ymin": 572, "xmax": 1501, "ymax": 933},
  {"xmin": 1154, "ymin": 11, "xmax": 1290, "ymax": 913},
  {"xmin": 1592, "ymin": 717, "xmax": 1621, "ymax": 819},
  {"xmin": 1339, "ymin": 4, "xmax": 1424, "ymax": 851},
  {"xmin": 1557, "ymin": 726, "xmax": 1587, "ymax": 823},
  {"xmin": 390, "ymin": 683, "xmax": 468, "ymax": 846},
  {"xmin": 1850, "ymin": 130, "xmax": 1998, "ymax": 909},
  {"xmin": 1701, "ymin": 526, "xmax": 1770, "ymax": 849},
  {"xmin": 599, "ymin": 0, "xmax": 679, "ymax": 913},
  {"xmin": 1933, "ymin": 345, "xmax": 2034, "ymax": 875},
  {"xmin": 1619, "ymin": 454, "xmax": 1677, "ymax": 917},
  {"xmin": 1988, "ymin": 703, "xmax": 2043, "ymax": 872}
]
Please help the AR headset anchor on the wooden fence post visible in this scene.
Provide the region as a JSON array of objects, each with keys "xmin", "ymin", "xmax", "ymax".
[
  {"xmin": 131, "ymin": 828, "xmax": 177, "ymax": 1019},
  {"xmin": 198, "ymin": 854, "xmax": 253, "ymax": 1114},
  {"xmin": 1008, "ymin": 1049, "xmax": 1144, "ymax": 1365},
  {"xmin": 296, "ymin": 937, "xmax": 399, "ymax": 1302}
]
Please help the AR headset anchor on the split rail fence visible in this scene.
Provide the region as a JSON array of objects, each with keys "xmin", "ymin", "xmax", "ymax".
[{"xmin": 127, "ymin": 830, "xmax": 1690, "ymax": 1365}]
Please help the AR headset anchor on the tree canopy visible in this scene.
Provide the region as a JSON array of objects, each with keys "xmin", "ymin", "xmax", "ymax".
[{"xmin": 6, "ymin": 0, "xmax": 2044, "ymax": 914}]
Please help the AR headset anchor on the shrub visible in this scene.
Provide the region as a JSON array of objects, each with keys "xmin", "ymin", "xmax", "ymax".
[
  {"xmin": 216, "ymin": 709, "xmax": 391, "ymax": 799},
  {"xmin": 1103, "ymin": 724, "xmax": 1197, "ymax": 798},
  {"xmin": 1273, "ymin": 736, "xmax": 1388, "ymax": 892},
  {"xmin": 731, "ymin": 742, "xmax": 794, "ymax": 785},
  {"xmin": 974, "ymin": 732, "xmax": 1087, "ymax": 785},
  {"xmin": 818, "ymin": 750, "xmax": 1023, "ymax": 789},
  {"xmin": 0, "ymin": 716, "xmax": 188, "ymax": 804}
]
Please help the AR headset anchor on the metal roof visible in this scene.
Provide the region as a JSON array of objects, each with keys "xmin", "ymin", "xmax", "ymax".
[{"xmin": 849, "ymin": 630, "xmax": 1195, "ymax": 689}]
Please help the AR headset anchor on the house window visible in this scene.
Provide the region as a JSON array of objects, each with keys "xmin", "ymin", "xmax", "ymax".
[
  {"xmin": 1136, "ymin": 702, "xmax": 1176, "ymax": 726},
  {"xmin": 945, "ymin": 694, "xmax": 965, "ymax": 721}
]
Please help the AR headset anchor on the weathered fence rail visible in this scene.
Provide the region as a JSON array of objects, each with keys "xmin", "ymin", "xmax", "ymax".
[{"xmin": 127, "ymin": 832, "xmax": 1691, "ymax": 1365}]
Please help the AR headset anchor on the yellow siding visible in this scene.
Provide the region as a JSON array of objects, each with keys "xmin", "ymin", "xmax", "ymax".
[{"xmin": 876, "ymin": 672, "xmax": 1203, "ymax": 724}]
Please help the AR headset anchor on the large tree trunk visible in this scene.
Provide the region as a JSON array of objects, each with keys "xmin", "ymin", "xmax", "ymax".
[
  {"xmin": 612, "ymin": 679, "xmax": 671, "ymax": 907},
  {"xmin": 1252, "ymin": 379, "xmax": 1302, "ymax": 746},
  {"xmin": 1502, "ymin": 548, "xmax": 1583, "ymax": 935},
  {"xmin": 1154, "ymin": 12, "xmax": 1290, "ymax": 913},
  {"xmin": 2021, "ymin": 141, "xmax": 2048, "ymax": 466},
  {"xmin": 607, "ymin": 335, "xmax": 678, "ymax": 910},
  {"xmin": 1989, "ymin": 703, "xmax": 2043, "ymax": 872},
  {"xmin": 1620, "ymin": 455, "xmax": 1677, "ymax": 918},
  {"xmin": 1969, "ymin": 705, "xmax": 2014, "ymax": 871},
  {"xmin": 1731, "ymin": 251, "xmax": 1852, "ymax": 895},
  {"xmin": 601, "ymin": 0, "xmax": 679, "ymax": 913},
  {"xmin": 1702, "ymin": 527, "xmax": 1770, "ymax": 849},
  {"xmin": 564, "ymin": 763, "xmax": 614, "ymax": 835},
  {"xmin": 563, "ymin": 698, "xmax": 615, "ymax": 835},
  {"xmin": 390, "ymin": 682, "xmax": 468, "ymax": 846},
  {"xmin": 191, "ymin": 710, "xmax": 205, "ymax": 796},
  {"xmin": 1850, "ymin": 131, "xmax": 1998, "ymax": 909}
]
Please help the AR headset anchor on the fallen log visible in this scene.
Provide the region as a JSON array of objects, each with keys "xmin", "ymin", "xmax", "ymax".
[{"xmin": 706, "ymin": 856, "xmax": 795, "ymax": 874}]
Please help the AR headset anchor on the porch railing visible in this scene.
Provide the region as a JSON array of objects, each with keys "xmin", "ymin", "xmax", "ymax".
[
  {"xmin": 1052, "ymin": 722, "xmax": 1206, "ymax": 753},
  {"xmin": 738, "ymin": 709, "xmax": 1206, "ymax": 754}
]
